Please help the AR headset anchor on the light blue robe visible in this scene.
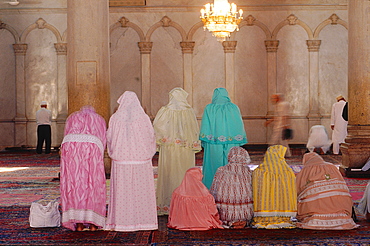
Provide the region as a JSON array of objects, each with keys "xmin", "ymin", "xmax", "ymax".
[{"xmin": 199, "ymin": 88, "xmax": 247, "ymax": 189}]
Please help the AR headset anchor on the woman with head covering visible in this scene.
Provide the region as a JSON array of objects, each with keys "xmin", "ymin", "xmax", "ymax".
[
  {"xmin": 60, "ymin": 106, "xmax": 107, "ymax": 231},
  {"xmin": 200, "ymin": 88, "xmax": 247, "ymax": 189},
  {"xmin": 167, "ymin": 167, "xmax": 223, "ymax": 230},
  {"xmin": 296, "ymin": 152, "xmax": 358, "ymax": 230},
  {"xmin": 105, "ymin": 91, "xmax": 158, "ymax": 231},
  {"xmin": 153, "ymin": 88, "xmax": 202, "ymax": 215},
  {"xmin": 252, "ymin": 145, "xmax": 297, "ymax": 229},
  {"xmin": 210, "ymin": 146, "xmax": 253, "ymax": 228}
]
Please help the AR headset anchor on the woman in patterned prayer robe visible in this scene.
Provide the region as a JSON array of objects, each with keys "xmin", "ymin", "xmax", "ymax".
[
  {"xmin": 296, "ymin": 152, "xmax": 358, "ymax": 230},
  {"xmin": 210, "ymin": 146, "xmax": 253, "ymax": 228},
  {"xmin": 60, "ymin": 106, "xmax": 106, "ymax": 231},
  {"xmin": 105, "ymin": 91, "xmax": 158, "ymax": 231},
  {"xmin": 252, "ymin": 145, "xmax": 297, "ymax": 229}
]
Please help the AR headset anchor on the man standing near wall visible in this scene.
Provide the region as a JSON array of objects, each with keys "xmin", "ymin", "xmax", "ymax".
[
  {"xmin": 330, "ymin": 95, "xmax": 348, "ymax": 155},
  {"xmin": 36, "ymin": 101, "xmax": 52, "ymax": 154},
  {"xmin": 265, "ymin": 93, "xmax": 292, "ymax": 157}
]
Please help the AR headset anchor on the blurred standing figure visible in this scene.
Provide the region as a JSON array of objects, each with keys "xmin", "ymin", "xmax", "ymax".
[
  {"xmin": 60, "ymin": 106, "xmax": 107, "ymax": 231},
  {"xmin": 36, "ymin": 101, "xmax": 52, "ymax": 154},
  {"xmin": 105, "ymin": 91, "xmax": 158, "ymax": 231},
  {"xmin": 265, "ymin": 93, "xmax": 292, "ymax": 157},
  {"xmin": 153, "ymin": 88, "xmax": 202, "ymax": 215},
  {"xmin": 306, "ymin": 125, "xmax": 332, "ymax": 154},
  {"xmin": 199, "ymin": 88, "xmax": 247, "ymax": 189},
  {"xmin": 330, "ymin": 95, "xmax": 348, "ymax": 155}
]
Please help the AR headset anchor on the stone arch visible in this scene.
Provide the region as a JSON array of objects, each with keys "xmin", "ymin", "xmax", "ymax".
[
  {"xmin": 313, "ymin": 14, "xmax": 348, "ymax": 39},
  {"xmin": 110, "ymin": 16, "xmax": 145, "ymax": 42},
  {"xmin": 20, "ymin": 18, "xmax": 62, "ymax": 43},
  {"xmin": 272, "ymin": 14, "xmax": 314, "ymax": 40},
  {"xmin": 0, "ymin": 20, "xmax": 20, "ymax": 43},
  {"xmin": 187, "ymin": 21, "xmax": 204, "ymax": 41},
  {"xmin": 237, "ymin": 15, "xmax": 272, "ymax": 40},
  {"xmin": 61, "ymin": 29, "xmax": 67, "ymax": 43},
  {"xmin": 145, "ymin": 16, "xmax": 186, "ymax": 42}
]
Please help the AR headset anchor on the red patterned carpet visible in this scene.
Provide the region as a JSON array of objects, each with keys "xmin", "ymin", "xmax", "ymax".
[{"xmin": 0, "ymin": 148, "xmax": 370, "ymax": 245}]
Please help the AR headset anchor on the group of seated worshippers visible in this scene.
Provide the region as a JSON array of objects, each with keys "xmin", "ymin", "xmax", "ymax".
[{"xmin": 168, "ymin": 145, "xmax": 359, "ymax": 230}]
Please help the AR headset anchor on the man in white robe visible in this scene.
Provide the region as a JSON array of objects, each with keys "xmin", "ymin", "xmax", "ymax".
[{"xmin": 330, "ymin": 95, "xmax": 348, "ymax": 155}]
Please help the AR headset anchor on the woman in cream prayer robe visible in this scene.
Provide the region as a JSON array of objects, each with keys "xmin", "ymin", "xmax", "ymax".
[
  {"xmin": 105, "ymin": 91, "xmax": 158, "ymax": 231},
  {"xmin": 296, "ymin": 152, "xmax": 358, "ymax": 230},
  {"xmin": 153, "ymin": 88, "xmax": 201, "ymax": 215}
]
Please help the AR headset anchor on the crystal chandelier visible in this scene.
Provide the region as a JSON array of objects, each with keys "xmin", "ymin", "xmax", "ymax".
[{"xmin": 200, "ymin": 0, "xmax": 243, "ymax": 42}]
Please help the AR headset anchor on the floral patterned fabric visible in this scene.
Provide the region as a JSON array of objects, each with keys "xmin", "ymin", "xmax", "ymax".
[
  {"xmin": 210, "ymin": 147, "xmax": 253, "ymax": 228},
  {"xmin": 153, "ymin": 88, "xmax": 201, "ymax": 215},
  {"xmin": 199, "ymin": 88, "xmax": 247, "ymax": 189}
]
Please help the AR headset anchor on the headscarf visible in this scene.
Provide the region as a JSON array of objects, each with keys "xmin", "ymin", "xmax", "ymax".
[
  {"xmin": 227, "ymin": 146, "xmax": 251, "ymax": 165},
  {"xmin": 106, "ymin": 91, "xmax": 156, "ymax": 161},
  {"xmin": 174, "ymin": 167, "xmax": 209, "ymax": 197},
  {"xmin": 153, "ymin": 88, "xmax": 201, "ymax": 151},
  {"xmin": 199, "ymin": 88, "xmax": 247, "ymax": 145},
  {"xmin": 296, "ymin": 152, "xmax": 346, "ymax": 195},
  {"xmin": 63, "ymin": 105, "xmax": 106, "ymax": 151}
]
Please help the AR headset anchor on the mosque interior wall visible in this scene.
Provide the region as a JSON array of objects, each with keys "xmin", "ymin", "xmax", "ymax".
[{"xmin": 0, "ymin": 0, "xmax": 348, "ymax": 149}]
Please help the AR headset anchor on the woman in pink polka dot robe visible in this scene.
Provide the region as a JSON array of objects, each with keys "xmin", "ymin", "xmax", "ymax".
[{"xmin": 105, "ymin": 91, "xmax": 158, "ymax": 231}]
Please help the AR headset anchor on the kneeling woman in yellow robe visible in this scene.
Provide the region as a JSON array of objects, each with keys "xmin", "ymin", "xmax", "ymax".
[{"xmin": 252, "ymin": 145, "xmax": 297, "ymax": 229}]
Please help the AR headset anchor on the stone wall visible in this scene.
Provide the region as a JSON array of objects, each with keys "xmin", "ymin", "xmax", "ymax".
[{"xmin": 0, "ymin": 0, "xmax": 348, "ymax": 148}]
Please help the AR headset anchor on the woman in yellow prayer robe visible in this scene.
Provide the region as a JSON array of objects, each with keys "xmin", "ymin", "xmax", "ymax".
[{"xmin": 252, "ymin": 145, "xmax": 297, "ymax": 229}]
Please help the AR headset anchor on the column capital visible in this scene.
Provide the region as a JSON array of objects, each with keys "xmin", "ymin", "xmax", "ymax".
[
  {"xmin": 13, "ymin": 43, "xmax": 28, "ymax": 56},
  {"xmin": 222, "ymin": 41, "xmax": 237, "ymax": 53},
  {"xmin": 307, "ymin": 40, "xmax": 321, "ymax": 52},
  {"xmin": 180, "ymin": 41, "xmax": 195, "ymax": 54},
  {"xmin": 138, "ymin": 42, "xmax": 153, "ymax": 54},
  {"xmin": 54, "ymin": 43, "xmax": 67, "ymax": 55},
  {"xmin": 264, "ymin": 40, "xmax": 279, "ymax": 53}
]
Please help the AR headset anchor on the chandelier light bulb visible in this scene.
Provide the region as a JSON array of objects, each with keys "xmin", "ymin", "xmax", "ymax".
[{"xmin": 200, "ymin": 0, "xmax": 243, "ymax": 42}]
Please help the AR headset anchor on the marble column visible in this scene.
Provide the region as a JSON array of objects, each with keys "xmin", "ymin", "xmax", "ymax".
[
  {"xmin": 66, "ymin": 0, "xmax": 110, "ymax": 122},
  {"xmin": 265, "ymin": 40, "xmax": 279, "ymax": 117},
  {"xmin": 54, "ymin": 43, "xmax": 67, "ymax": 145},
  {"xmin": 13, "ymin": 43, "xmax": 28, "ymax": 147},
  {"xmin": 138, "ymin": 41, "xmax": 153, "ymax": 117},
  {"xmin": 222, "ymin": 41, "xmax": 237, "ymax": 103},
  {"xmin": 181, "ymin": 41, "xmax": 195, "ymax": 106},
  {"xmin": 306, "ymin": 40, "xmax": 322, "ymax": 128},
  {"xmin": 341, "ymin": 0, "xmax": 370, "ymax": 169}
]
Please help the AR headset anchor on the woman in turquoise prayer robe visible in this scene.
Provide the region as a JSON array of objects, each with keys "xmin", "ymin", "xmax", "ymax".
[{"xmin": 200, "ymin": 88, "xmax": 248, "ymax": 189}]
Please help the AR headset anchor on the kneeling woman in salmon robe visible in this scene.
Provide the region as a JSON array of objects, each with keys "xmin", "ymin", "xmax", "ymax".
[
  {"xmin": 167, "ymin": 167, "xmax": 223, "ymax": 230},
  {"xmin": 296, "ymin": 152, "xmax": 358, "ymax": 230}
]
